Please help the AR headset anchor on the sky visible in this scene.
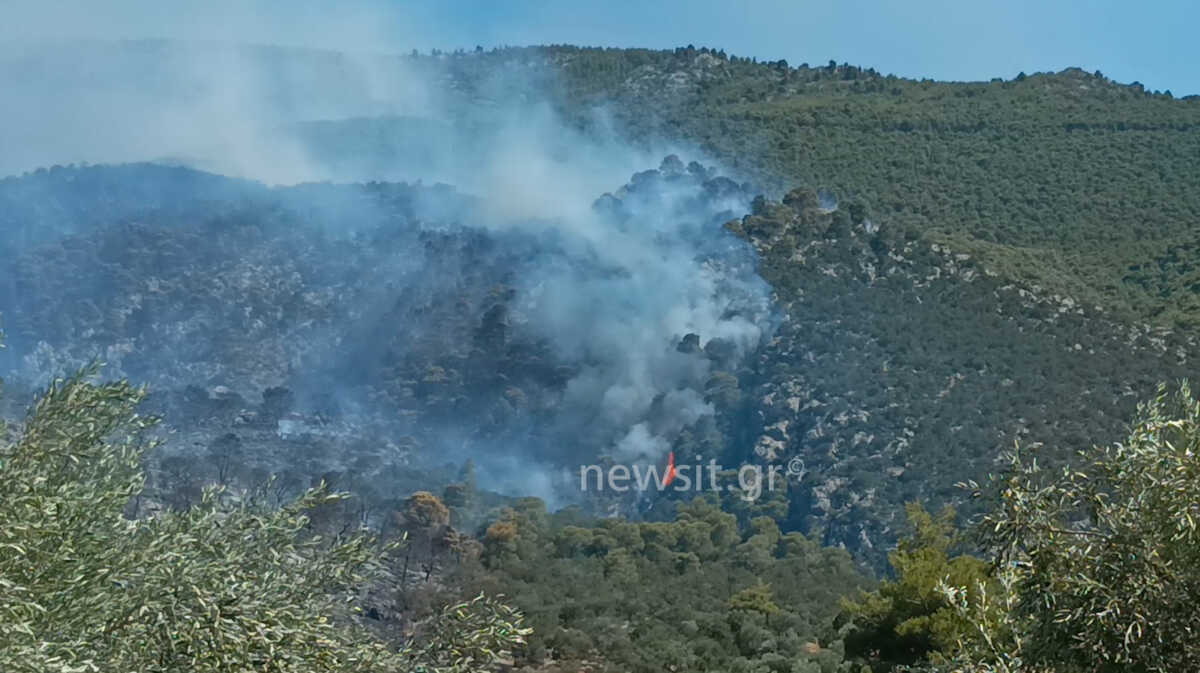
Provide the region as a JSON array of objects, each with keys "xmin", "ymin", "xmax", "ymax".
[{"xmin": 3, "ymin": 0, "xmax": 1196, "ymax": 95}]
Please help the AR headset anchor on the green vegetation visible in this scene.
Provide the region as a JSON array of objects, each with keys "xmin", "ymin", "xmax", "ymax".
[
  {"xmin": 12, "ymin": 350, "xmax": 1194, "ymax": 671},
  {"xmin": 459, "ymin": 496, "xmax": 870, "ymax": 672},
  {"xmin": 716, "ymin": 185, "xmax": 1191, "ymax": 566},
  {"xmin": 394, "ymin": 380, "xmax": 1200, "ymax": 672},
  {"xmin": 5, "ymin": 44, "xmax": 1200, "ymax": 672},
  {"xmin": 0, "ymin": 341, "xmax": 528, "ymax": 673},
  {"xmin": 840, "ymin": 504, "xmax": 990, "ymax": 670},
  {"xmin": 839, "ymin": 382, "xmax": 1200, "ymax": 672},
  {"xmin": 422, "ymin": 46, "xmax": 1200, "ymax": 327},
  {"xmin": 940, "ymin": 382, "xmax": 1200, "ymax": 672},
  {"xmin": 299, "ymin": 49, "xmax": 1199, "ymax": 565},
  {"xmin": 0, "ymin": 333, "xmax": 868, "ymax": 672},
  {"xmin": 545, "ymin": 47, "xmax": 1200, "ymax": 327}
]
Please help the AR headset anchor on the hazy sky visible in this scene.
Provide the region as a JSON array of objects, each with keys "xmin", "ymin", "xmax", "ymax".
[{"xmin": 5, "ymin": 0, "xmax": 1196, "ymax": 95}]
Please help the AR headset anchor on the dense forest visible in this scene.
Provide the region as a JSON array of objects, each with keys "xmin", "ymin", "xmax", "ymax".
[
  {"xmin": 559, "ymin": 46, "xmax": 1200, "ymax": 328},
  {"xmin": 2, "ymin": 42, "xmax": 1200, "ymax": 672}
]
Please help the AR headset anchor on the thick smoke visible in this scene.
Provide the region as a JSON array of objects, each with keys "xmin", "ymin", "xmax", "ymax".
[
  {"xmin": 0, "ymin": 35, "xmax": 773, "ymax": 503},
  {"xmin": 513, "ymin": 165, "xmax": 772, "ymax": 464}
]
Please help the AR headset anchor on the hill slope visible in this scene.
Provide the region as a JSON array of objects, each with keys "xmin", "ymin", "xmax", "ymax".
[
  {"xmin": 725, "ymin": 188, "xmax": 1194, "ymax": 562},
  {"xmin": 2, "ymin": 161, "xmax": 1194, "ymax": 570},
  {"xmin": 420, "ymin": 46, "xmax": 1200, "ymax": 328},
  {"xmin": 3, "ymin": 42, "xmax": 1198, "ymax": 568}
]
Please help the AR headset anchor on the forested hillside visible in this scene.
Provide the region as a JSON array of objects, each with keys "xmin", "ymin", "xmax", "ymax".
[
  {"xmin": 353, "ymin": 44, "xmax": 1200, "ymax": 563},
  {"xmin": 393, "ymin": 46, "xmax": 1200, "ymax": 328},
  {"xmin": 559, "ymin": 47, "xmax": 1200, "ymax": 325},
  {"xmin": 3, "ymin": 41, "xmax": 1199, "ymax": 672},
  {"xmin": 724, "ymin": 186, "xmax": 1193, "ymax": 564}
]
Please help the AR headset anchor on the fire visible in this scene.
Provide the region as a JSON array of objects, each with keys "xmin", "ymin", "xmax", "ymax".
[{"xmin": 662, "ymin": 451, "xmax": 677, "ymax": 488}]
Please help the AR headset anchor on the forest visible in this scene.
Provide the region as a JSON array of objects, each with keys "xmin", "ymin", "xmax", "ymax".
[
  {"xmin": 2, "ymin": 43, "xmax": 1199, "ymax": 672},
  {"xmin": 421, "ymin": 45, "xmax": 1200, "ymax": 328}
]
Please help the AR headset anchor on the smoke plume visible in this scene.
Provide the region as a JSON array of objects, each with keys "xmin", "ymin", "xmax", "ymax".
[{"xmin": 0, "ymin": 26, "xmax": 774, "ymax": 503}]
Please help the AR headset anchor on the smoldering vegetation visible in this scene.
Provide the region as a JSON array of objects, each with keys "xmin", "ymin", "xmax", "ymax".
[
  {"xmin": 0, "ymin": 162, "xmax": 772, "ymax": 509},
  {"xmin": 0, "ymin": 39, "xmax": 782, "ymax": 508}
]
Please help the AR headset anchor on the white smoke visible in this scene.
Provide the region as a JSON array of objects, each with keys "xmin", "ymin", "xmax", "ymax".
[{"xmin": 0, "ymin": 13, "xmax": 773, "ymax": 496}]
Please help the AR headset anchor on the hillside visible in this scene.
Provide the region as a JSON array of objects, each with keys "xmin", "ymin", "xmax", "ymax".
[
  {"xmin": 565, "ymin": 48, "xmax": 1200, "ymax": 325},
  {"xmin": 3, "ymin": 40, "xmax": 1200, "ymax": 672},
  {"xmin": 400, "ymin": 46, "xmax": 1200, "ymax": 328},
  {"xmin": 12, "ymin": 42, "xmax": 1197, "ymax": 332},
  {"xmin": 297, "ymin": 45, "xmax": 1200, "ymax": 562},
  {"xmin": 2, "ymin": 158, "xmax": 1194, "ymax": 572},
  {"xmin": 725, "ymin": 187, "xmax": 1193, "ymax": 562}
]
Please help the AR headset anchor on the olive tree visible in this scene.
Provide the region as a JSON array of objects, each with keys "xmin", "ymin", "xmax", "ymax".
[
  {"xmin": 942, "ymin": 382, "xmax": 1200, "ymax": 673},
  {"xmin": 0, "ymin": 348, "xmax": 529, "ymax": 672}
]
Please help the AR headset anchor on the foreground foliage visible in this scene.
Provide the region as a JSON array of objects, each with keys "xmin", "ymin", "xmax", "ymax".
[
  {"xmin": 0, "ymin": 352, "xmax": 528, "ymax": 673},
  {"xmin": 942, "ymin": 382, "xmax": 1200, "ymax": 672},
  {"xmin": 839, "ymin": 383, "xmax": 1200, "ymax": 672}
]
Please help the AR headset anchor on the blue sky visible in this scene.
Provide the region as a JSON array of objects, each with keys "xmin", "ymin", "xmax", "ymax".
[{"xmin": 8, "ymin": 0, "xmax": 1197, "ymax": 95}]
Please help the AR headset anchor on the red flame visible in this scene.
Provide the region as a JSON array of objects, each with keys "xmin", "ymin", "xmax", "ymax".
[{"xmin": 662, "ymin": 451, "xmax": 677, "ymax": 488}]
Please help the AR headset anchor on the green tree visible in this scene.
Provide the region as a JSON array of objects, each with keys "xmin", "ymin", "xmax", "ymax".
[
  {"xmin": 841, "ymin": 503, "xmax": 990, "ymax": 670},
  {"xmin": 944, "ymin": 382, "xmax": 1200, "ymax": 673},
  {"xmin": 0, "ymin": 348, "xmax": 528, "ymax": 672}
]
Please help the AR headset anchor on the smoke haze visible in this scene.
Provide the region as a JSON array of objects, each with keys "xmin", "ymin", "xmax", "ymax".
[{"xmin": 0, "ymin": 10, "xmax": 775, "ymax": 503}]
